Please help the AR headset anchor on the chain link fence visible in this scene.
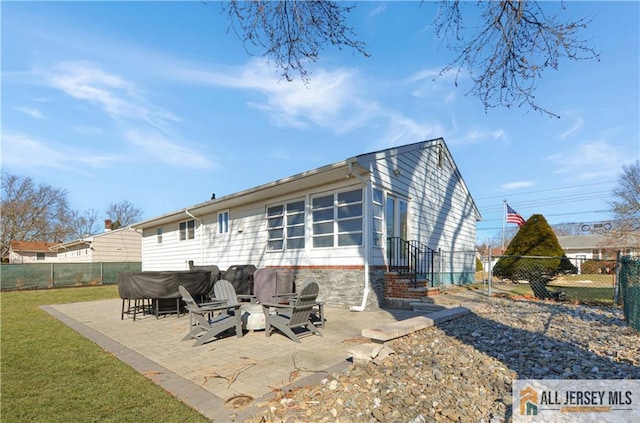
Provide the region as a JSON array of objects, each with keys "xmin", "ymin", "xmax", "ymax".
[
  {"xmin": 0, "ymin": 262, "xmax": 141, "ymax": 291},
  {"xmin": 477, "ymin": 254, "xmax": 616, "ymax": 305},
  {"xmin": 438, "ymin": 250, "xmax": 477, "ymax": 287},
  {"xmin": 617, "ymin": 255, "xmax": 640, "ymax": 333}
]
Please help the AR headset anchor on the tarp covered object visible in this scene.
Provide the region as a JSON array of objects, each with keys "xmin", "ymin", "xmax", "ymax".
[
  {"xmin": 253, "ymin": 268, "xmax": 294, "ymax": 303},
  {"xmin": 117, "ymin": 270, "xmax": 213, "ymax": 299},
  {"xmin": 222, "ymin": 264, "xmax": 256, "ymax": 295}
]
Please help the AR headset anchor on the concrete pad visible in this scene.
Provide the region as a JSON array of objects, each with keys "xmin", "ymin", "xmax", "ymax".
[{"xmin": 361, "ymin": 307, "xmax": 470, "ymax": 341}]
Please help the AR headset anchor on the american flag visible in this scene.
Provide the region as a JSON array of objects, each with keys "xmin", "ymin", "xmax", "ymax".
[{"xmin": 506, "ymin": 204, "xmax": 525, "ymax": 227}]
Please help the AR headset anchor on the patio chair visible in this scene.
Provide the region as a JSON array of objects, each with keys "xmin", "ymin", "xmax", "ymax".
[
  {"xmin": 178, "ymin": 285, "xmax": 243, "ymax": 347},
  {"xmin": 213, "ymin": 279, "xmax": 256, "ymax": 307},
  {"xmin": 269, "ymin": 279, "xmax": 326, "ymax": 328},
  {"xmin": 262, "ymin": 279, "xmax": 323, "ymax": 343}
]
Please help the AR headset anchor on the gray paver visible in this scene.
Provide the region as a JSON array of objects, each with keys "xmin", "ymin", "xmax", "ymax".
[{"xmin": 42, "ymin": 291, "xmax": 490, "ymax": 421}]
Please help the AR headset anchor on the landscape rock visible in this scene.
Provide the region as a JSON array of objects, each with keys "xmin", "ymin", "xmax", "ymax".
[{"xmin": 250, "ymin": 297, "xmax": 639, "ymax": 422}]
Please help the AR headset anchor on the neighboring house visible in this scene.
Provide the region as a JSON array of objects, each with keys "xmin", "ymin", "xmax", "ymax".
[
  {"xmin": 132, "ymin": 139, "xmax": 481, "ymax": 309},
  {"xmin": 51, "ymin": 220, "xmax": 142, "ymax": 263},
  {"xmin": 8, "ymin": 241, "xmax": 61, "ymax": 263},
  {"xmin": 558, "ymin": 234, "xmax": 640, "ymax": 267}
]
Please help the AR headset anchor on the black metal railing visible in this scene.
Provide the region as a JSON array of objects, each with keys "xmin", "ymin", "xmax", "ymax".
[{"xmin": 387, "ymin": 237, "xmax": 437, "ymax": 287}]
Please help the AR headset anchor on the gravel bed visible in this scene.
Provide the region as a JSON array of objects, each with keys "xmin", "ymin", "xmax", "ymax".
[{"xmin": 248, "ymin": 297, "xmax": 639, "ymax": 422}]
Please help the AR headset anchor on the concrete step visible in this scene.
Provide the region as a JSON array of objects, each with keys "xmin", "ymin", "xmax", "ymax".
[
  {"xmin": 409, "ymin": 302, "xmax": 446, "ymax": 313},
  {"xmin": 361, "ymin": 306, "xmax": 470, "ymax": 342}
]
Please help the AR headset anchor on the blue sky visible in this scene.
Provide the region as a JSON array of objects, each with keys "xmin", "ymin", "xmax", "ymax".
[{"xmin": 2, "ymin": 1, "xmax": 638, "ymax": 244}]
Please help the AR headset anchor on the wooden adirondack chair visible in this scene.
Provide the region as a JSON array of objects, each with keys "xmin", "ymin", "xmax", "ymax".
[
  {"xmin": 178, "ymin": 285, "xmax": 243, "ymax": 347},
  {"xmin": 261, "ymin": 280, "xmax": 323, "ymax": 343}
]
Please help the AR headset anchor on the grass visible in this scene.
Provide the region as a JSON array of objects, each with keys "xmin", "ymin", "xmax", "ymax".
[
  {"xmin": 1, "ymin": 285, "xmax": 211, "ymax": 423},
  {"xmin": 496, "ymin": 281, "xmax": 615, "ymax": 305}
]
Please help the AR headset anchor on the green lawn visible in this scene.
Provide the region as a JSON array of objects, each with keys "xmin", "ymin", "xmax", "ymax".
[
  {"xmin": 1, "ymin": 286, "xmax": 210, "ymax": 423},
  {"xmin": 498, "ymin": 282, "xmax": 615, "ymax": 305}
]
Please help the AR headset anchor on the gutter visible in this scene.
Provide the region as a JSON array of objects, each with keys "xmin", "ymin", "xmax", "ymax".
[
  {"xmin": 185, "ymin": 209, "xmax": 204, "ymax": 265},
  {"xmin": 348, "ymin": 162, "xmax": 370, "ymax": 312}
]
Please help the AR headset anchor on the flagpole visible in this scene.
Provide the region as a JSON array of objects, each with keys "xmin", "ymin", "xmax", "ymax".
[{"xmin": 502, "ymin": 199, "xmax": 506, "ymax": 253}]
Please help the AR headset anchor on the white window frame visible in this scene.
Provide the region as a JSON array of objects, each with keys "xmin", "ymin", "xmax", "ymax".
[
  {"xmin": 312, "ymin": 188, "xmax": 363, "ymax": 248},
  {"xmin": 266, "ymin": 199, "xmax": 305, "ymax": 251},
  {"xmin": 179, "ymin": 219, "xmax": 195, "ymax": 241},
  {"xmin": 372, "ymin": 188, "xmax": 384, "ymax": 248},
  {"xmin": 156, "ymin": 227, "xmax": 163, "ymax": 244},
  {"xmin": 218, "ymin": 211, "xmax": 229, "ymax": 234}
]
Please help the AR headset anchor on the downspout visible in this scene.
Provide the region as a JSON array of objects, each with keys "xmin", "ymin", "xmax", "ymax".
[
  {"xmin": 185, "ymin": 209, "xmax": 204, "ymax": 265},
  {"xmin": 348, "ymin": 162, "xmax": 370, "ymax": 312}
]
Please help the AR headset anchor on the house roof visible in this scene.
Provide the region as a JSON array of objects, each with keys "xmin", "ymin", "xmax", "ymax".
[
  {"xmin": 558, "ymin": 233, "xmax": 640, "ymax": 250},
  {"xmin": 49, "ymin": 227, "xmax": 140, "ymax": 251},
  {"xmin": 10, "ymin": 241, "xmax": 61, "ymax": 252},
  {"xmin": 132, "ymin": 138, "xmax": 481, "ymax": 229}
]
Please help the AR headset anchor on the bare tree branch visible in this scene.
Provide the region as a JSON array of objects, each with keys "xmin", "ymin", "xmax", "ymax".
[
  {"xmin": 434, "ymin": 0, "xmax": 600, "ymax": 117},
  {"xmin": 106, "ymin": 200, "xmax": 143, "ymax": 227},
  {"xmin": 221, "ymin": 0, "xmax": 369, "ymax": 82},
  {"xmin": 1, "ymin": 173, "xmax": 74, "ymax": 257}
]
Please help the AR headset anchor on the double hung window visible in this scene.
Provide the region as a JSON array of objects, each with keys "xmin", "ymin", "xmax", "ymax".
[{"xmin": 179, "ymin": 219, "xmax": 195, "ymax": 241}]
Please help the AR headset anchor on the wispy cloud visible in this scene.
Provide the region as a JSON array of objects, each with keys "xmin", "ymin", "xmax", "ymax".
[
  {"xmin": 546, "ymin": 139, "xmax": 629, "ymax": 179},
  {"xmin": 125, "ymin": 129, "xmax": 214, "ymax": 170},
  {"xmin": 44, "ymin": 61, "xmax": 181, "ymax": 131},
  {"xmin": 174, "ymin": 59, "xmax": 368, "ymax": 132},
  {"xmin": 501, "ymin": 181, "xmax": 536, "ymax": 190},
  {"xmin": 368, "ymin": 4, "xmax": 387, "ymax": 18},
  {"xmin": 559, "ymin": 116, "xmax": 585, "ymax": 140},
  {"xmin": 449, "ymin": 128, "xmax": 506, "ymax": 146},
  {"xmin": 408, "ymin": 67, "xmax": 461, "ymax": 103},
  {"xmin": 370, "ymin": 113, "xmax": 445, "ymax": 150},
  {"xmin": 15, "ymin": 106, "xmax": 44, "ymax": 119},
  {"xmin": 2, "ymin": 132, "xmax": 118, "ymax": 171}
]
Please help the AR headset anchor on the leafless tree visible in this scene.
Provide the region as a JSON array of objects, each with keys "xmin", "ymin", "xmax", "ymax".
[
  {"xmin": 552, "ymin": 222, "xmax": 582, "ymax": 236},
  {"xmin": 434, "ymin": 0, "xmax": 599, "ymax": 117},
  {"xmin": 1, "ymin": 173, "xmax": 73, "ymax": 258},
  {"xmin": 106, "ymin": 200, "xmax": 143, "ymax": 228},
  {"xmin": 219, "ymin": 0, "xmax": 599, "ymax": 117},
  {"xmin": 68, "ymin": 209, "xmax": 101, "ymax": 239},
  {"xmin": 222, "ymin": 0, "xmax": 368, "ymax": 82},
  {"xmin": 608, "ymin": 161, "xmax": 640, "ymax": 248}
]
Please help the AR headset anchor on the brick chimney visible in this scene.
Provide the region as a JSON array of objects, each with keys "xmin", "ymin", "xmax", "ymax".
[{"xmin": 105, "ymin": 219, "xmax": 113, "ymax": 232}]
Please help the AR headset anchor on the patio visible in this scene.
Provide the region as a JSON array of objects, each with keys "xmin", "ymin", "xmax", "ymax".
[{"xmin": 43, "ymin": 294, "xmax": 483, "ymax": 421}]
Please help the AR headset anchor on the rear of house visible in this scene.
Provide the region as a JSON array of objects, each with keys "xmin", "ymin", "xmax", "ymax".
[{"xmin": 133, "ymin": 139, "xmax": 481, "ymax": 309}]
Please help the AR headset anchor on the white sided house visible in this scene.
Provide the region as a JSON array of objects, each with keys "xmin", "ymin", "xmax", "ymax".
[
  {"xmin": 8, "ymin": 241, "xmax": 61, "ymax": 263},
  {"xmin": 133, "ymin": 139, "xmax": 481, "ymax": 309},
  {"xmin": 53, "ymin": 221, "xmax": 142, "ymax": 263}
]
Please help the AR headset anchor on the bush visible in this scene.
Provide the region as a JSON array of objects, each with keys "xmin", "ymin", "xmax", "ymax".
[
  {"xmin": 476, "ymin": 257, "xmax": 483, "ymax": 271},
  {"xmin": 581, "ymin": 260, "xmax": 615, "ymax": 274},
  {"xmin": 492, "ymin": 214, "xmax": 577, "ymax": 281}
]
